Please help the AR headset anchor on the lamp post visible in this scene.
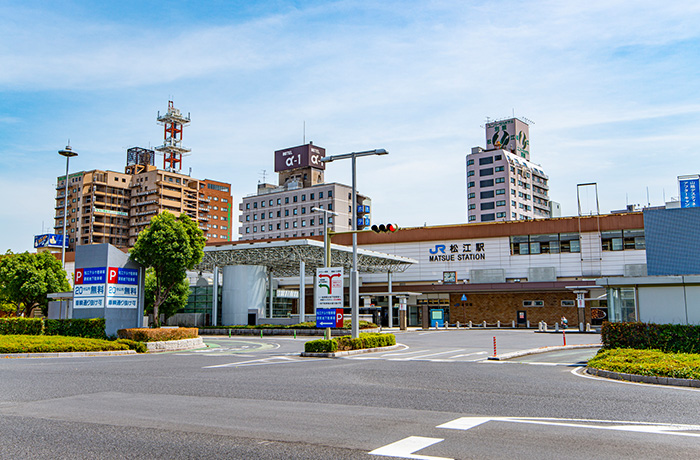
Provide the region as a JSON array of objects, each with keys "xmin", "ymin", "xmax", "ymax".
[
  {"xmin": 322, "ymin": 148, "xmax": 388, "ymax": 339},
  {"xmin": 311, "ymin": 207, "xmax": 338, "ymax": 267},
  {"xmin": 58, "ymin": 145, "xmax": 78, "ymax": 270}
]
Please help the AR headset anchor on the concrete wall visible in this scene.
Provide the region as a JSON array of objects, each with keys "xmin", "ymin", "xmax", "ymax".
[{"xmin": 221, "ymin": 265, "xmax": 266, "ymax": 325}]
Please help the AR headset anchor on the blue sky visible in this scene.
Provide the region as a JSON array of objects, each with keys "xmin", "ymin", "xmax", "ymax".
[{"xmin": 2, "ymin": 0, "xmax": 700, "ymax": 252}]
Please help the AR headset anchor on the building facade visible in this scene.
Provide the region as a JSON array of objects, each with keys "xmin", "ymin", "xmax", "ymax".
[
  {"xmin": 239, "ymin": 143, "xmax": 371, "ymax": 240},
  {"xmin": 467, "ymin": 118, "xmax": 551, "ymax": 223},
  {"xmin": 54, "ymin": 163, "xmax": 233, "ymax": 250}
]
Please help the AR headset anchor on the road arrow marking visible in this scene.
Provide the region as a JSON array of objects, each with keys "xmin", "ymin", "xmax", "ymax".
[
  {"xmin": 438, "ymin": 417, "xmax": 700, "ymax": 438},
  {"xmin": 369, "ymin": 436, "xmax": 452, "ymax": 460}
]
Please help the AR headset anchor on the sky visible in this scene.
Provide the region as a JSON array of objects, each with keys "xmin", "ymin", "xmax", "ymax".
[{"xmin": 2, "ymin": 0, "xmax": 700, "ymax": 253}]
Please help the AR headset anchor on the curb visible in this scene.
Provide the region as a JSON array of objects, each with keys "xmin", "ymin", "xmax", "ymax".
[
  {"xmin": 146, "ymin": 337, "xmax": 205, "ymax": 352},
  {"xmin": 0, "ymin": 350, "xmax": 137, "ymax": 359},
  {"xmin": 585, "ymin": 367, "xmax": 700, "ymax": 388},
  {"xmin": 301, "ymin": 344, "xmax": 401, "ymax": 358},
  {"xmin": 488, "ymin": 343, "xmax": 602, "ymax": 360}
]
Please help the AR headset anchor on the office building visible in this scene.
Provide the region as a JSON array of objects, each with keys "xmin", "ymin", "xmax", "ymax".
[
  {"xmin": 239, "ymin": 143, "xmax": 371, "ymax": 240},
  {"xmin": 466, "ymin": 118, "xmax": 551, "ymax": 223}
]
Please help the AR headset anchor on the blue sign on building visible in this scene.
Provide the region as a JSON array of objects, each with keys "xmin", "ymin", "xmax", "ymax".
[
  {"xmin": 679, "ymin": 176, "xmax": 700, "ymax": 208},
  {"xmin": 34, "ymin": 234, "xmax": 66, "ymax": 248},
  {"xmin": 117, "ymin": 268, "xmax": 139, "ymax": 285}
]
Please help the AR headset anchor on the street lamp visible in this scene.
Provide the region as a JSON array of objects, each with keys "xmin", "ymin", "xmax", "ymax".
[
  {"xmin": 58, "ymin": 144, "xmax": 78, "ymax": 270},
  {"xmin": 311, "ymin": 207, "xmax": 338, "ymax": 267},
  {"xmin": 322, "ymin": 148, "xmax": 388, "ymax": 339}
]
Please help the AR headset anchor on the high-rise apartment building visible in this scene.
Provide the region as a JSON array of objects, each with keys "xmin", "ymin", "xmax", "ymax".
[
  {"xmin": 53, "ymin": 102, "xmax": 232, "ymax": 251},
  {"xmin": 466, "ymin": 117, "xmax": 551, "ymax": 223},
  {"xmin": 239, "ymin": 143, "xmax": 371, "ymax": 240}
]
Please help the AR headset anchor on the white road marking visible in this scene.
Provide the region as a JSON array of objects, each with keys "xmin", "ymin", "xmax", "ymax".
[
  {"xmin": 369, "ymin": 436, "xmax": 452, "ymax": 460},
  {"xmin": 203, "ymin": 356, "xmax": 324, "ymax": 368},
  {"xmin": 448, "ymin": 351, "xmax": 487, "ymax": 359},
  {"xmin": 438, "ymin": 416, "xmax": 700, "ymax": 438},
  {"xmin": 392, "ymin": 349, "xmax": 465, "ymax": 361}
]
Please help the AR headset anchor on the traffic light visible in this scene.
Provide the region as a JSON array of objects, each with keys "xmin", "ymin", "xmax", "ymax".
[{"xmin": 371, "ymin": 223, "xmax": 398, "ymax": 233}]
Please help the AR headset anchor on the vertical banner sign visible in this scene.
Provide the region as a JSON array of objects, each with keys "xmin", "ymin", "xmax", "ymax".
[
  {"xmin": 106, "ymin": 267, "xmax": 139, "ymax": 308},
  {"xmin": 315, "ymin": 267, "xmax": 344, "ymax": 310},
  {"xmin": 679, "ymin": 175, "xmax": 700, "ymax": 208},
  {"xmin": 73, "ymin": 267, "xmax": 107, "ymax": 308}
]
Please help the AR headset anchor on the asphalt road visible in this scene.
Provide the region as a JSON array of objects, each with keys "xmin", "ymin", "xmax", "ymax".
[{"xmin": 1, "ymin": 330, "xmax": 698, "ymax": 459}]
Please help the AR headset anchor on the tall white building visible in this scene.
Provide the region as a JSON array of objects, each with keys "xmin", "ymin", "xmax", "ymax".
[
  {"xmin": 238, "ymin": 143, "xmax": 371, "ymax": 240},
  {"xmin": 466, "ymin": 118, "xmax": 551, "ymax": 223}
]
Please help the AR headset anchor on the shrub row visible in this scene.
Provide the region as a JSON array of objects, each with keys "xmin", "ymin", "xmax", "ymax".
[
  {"xmin": 0, "ymin": 318, "xmax": 106, "ymax": 339},
  {"xmin": 588, "ymin": 348, "xmax": 700, "ymax": 380},
  {"xmin": 0, "ymin": 318, "xmax": 43, "ymax": 335},
  {"xmin": 304, "ymin": 333, "xmax": 395, "ymax": 353},
  {"xmin": 117, "ymin": 327, "xmax": 199, "ymax": 342},
  {"xmin": 602, "ymin": 322, "xmax": 700, "ymax": 354},
  {"xmin": 0, "ymin": 335, "xmax": 131, "ymax": 354},
  {"xmin": 45, "ymin": 318, "xmax": 107, "ymax": 340}
]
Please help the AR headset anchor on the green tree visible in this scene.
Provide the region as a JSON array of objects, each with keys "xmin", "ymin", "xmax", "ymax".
[
  {"xmin": 144, "ymin": 268, "xmax": 190, "ymax": 323},
  {"xmin": 0, "ymin": 251, "xmax": 71, "ymax": 317},
  {"xmin": 130, "ymin": 212, "xmax": 205, "ymax": 327}
]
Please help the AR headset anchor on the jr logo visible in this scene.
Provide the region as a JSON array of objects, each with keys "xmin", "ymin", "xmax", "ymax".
[{"xmin": 429, "ymin": 244, "xmax": 446, "ymax": 254}]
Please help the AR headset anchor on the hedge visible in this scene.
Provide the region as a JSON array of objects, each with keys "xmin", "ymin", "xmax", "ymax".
[
  {"xmin": 0, "ymin": 335, "xmax": 130, "ymax": 354},
  {"xmin": 304, "ymin": 333, "xmax": 395, "ymax": 353},
  {"xmin": 602, "ymin": 322, "xmax": 700, "ymax": 354},
  {"xmin": 117, "ymin": 327, "xmax": 199, "ymax": 342},
  {"xmin": 44, "ymin": 318, "xmax": 106, "ymax": 340},
  {"xmin": 588, "ymin": 348, "xmax": 700, "ymax": 380},
  {"xmin": 0, "ymin": 318, "xmax": 43, "ymax": 335}
]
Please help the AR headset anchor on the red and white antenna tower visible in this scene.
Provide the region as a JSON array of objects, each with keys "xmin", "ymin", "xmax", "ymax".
[{"xmin": 155, "ymin": 100, "xmax": 191, "ymax": 171}]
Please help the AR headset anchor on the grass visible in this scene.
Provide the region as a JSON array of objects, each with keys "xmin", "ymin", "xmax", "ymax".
[
  {"xmin": 588, "ymin": 348, "xmax": 700, "ymax": 380},
  {"xmin": 0, "ymin": 335, "xmax": 131, "ymax": 354}
]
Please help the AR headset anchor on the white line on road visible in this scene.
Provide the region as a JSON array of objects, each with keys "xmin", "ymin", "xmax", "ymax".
[
  {"xmin": 448, "ymin": 351, "xmax": 487, "ymax": 359},
  {"xmin": 369, "ymin": 436, "xmax": 452, "ymax": 460},
  {"xmin": 203, "ymin": 356, "xmax": 324, "ymax": 369},
  {"xmin": 392, "ymin": 349, "xmax": 465, "ymax": 361}
]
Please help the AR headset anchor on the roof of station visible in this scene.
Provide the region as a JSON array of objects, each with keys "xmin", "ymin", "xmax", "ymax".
[{"xmin": 197, "ymin": 239, "xmax": 417, "ymax": 277}]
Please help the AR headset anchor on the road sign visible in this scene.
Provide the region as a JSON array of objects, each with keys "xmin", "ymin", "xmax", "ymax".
[{"xmin": 317, "ymin": 308, "xmax": 343, "ymax": 328}]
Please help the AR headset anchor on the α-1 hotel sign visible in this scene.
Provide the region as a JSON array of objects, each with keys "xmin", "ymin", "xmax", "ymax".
[{"xmin": 74, "ymin": 267, "xmax": 139, "ymax": 309}]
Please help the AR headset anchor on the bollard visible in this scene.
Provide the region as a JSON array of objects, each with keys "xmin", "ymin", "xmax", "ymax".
[
  {"xmin": 538, "ymin": 321, "xmax": 543, "ymax": 331},
  {"xmin": 526, "ymin": 320, "xmax": 530, "ymax": 328},
  {"xmin": 497, "ymin": 320, "xmax": 501, "ymax": 328},
  {"xmin": 483, "ymin": 320, "xmax": 487, "ymax": 328},
  {"xmin": 261, "ymin": 330, "xmax": 264, "ymax": 338},
  {"xmin": 512, "ymin": 320, "xmax": 515, "ymax": 328},
  {"xmin": 543, "ymin": 322, "xmax": 548, "ymax": 331},
  {"xmin": 586, "ymin": 323, "xmax": 591, "ymax": 332},
  {"xmin": 493, "ymin": 336, "xmax": 497, "ymax": 357},
  {"xmin": 469, "ymin": 320, "xmax": 472, "ymax": 329},
  {"xmin": 294, "ymin": 330, "xmax": 297, "ymax": 339},
  {"xmin": 563, "ymin": 330, "xmax": 567, "ymax": 346},
  {"xmin": 555, "ymin": 322, "xmax": 559, "ymax": 332},
  {"xmin": 457, "ymin": 321, "xmax": 460, "ymax": 329},
  {"xmin": 579, "ymin": 322, "xmax": 584, "ymax": 332},
  {"xmin": 228, "ymin": 328, "xmax": 231, "ymax": 338}
]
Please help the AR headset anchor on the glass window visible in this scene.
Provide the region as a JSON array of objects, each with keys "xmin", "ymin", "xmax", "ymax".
[
  {"xmin": 481, "ymin": 213, "xmax": 495, "ymax": 222},
  {"xmin": 302, "ymin": 194, "xmax": 306, "ymax": 201},
  {"xmin": 479, "ymin": 157, "xmax": 493, "ymax": 165},
  {"xmin": 480, "ymin": 168, "xmax": 494, "ymax": 176},
  {"xmin": 560, "ymin": 233, "xmax": 580, "ymax": 253},
  {"xmin": 496, "ymin": 189, "xmax": 505, "ymax": 195},
  {"xmin": 601, "ymin": 230, "xmax": 623, "ymax": 251},
  {"xmin": 480, "ymin": 179, "xmax": 494, "ymax": 187},
  {"xmin": 293, "ymin": 196, "xmax": 298, "ymax": 203},
  {"xmin": 467, "ymin": 170, "xmax": 475, "ymax": 177},
  {"xmin": 467, "ymin": 159, "xmax": 474, "ymax": 166},
  {"xmin": 468, "ymin": 192, "xmax": 475, "ymax": 199},
  {"xmin": 480, "ymin": 190, "xmax": 495, "ymax": 199},
  {"xmin": 468, "ymin": 181, "xmax": 475, "ymax": 188},
  {"xmin": 481, "ymin": 202, "xmax": 495, "ymax": 210},
  {"xmin": 623, "ymin": 229, "xmax": 645, "ymax": 250},
  {"xmin": 608, "ymin": 287, "xmax": 637, "ymax": 322},
  {"xmin": 328, "ymin": 190, "xmax": 333, "ymax": 198},
  {"xmin": 310, "ymin": 193, "xmax": 315, "ymax": 200},
  {"xmin": 319, "ymin": 192, "xmax": 324, "ymax": 199}
]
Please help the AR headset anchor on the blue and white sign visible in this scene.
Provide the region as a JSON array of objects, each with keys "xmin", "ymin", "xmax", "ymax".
[
  {"xmin": 74, "ymin": 266, "xmax": 139, "ymax": 309},
  {"xmin": 316, "ymin": 308, "xmax": 343, "ymax": 328},
  {"xmin": 34, "ymin": 234, "xmax": 66, "ymax": 249},
  {"xmin": 679, "ymin": 175, "xmax": 700, "ymax": 208}
]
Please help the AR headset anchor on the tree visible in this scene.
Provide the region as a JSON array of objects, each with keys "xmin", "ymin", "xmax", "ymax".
[
  {"xmin": 0, "ymin": 251, "xmax": 71, "ymax": 317},
  {"xmin": 130, "ymin": 212, "xmax": 205, "ymax": 327},
  {"xmin": 144, "ymin": 268, "xmax": 190, "ymax": 323}
]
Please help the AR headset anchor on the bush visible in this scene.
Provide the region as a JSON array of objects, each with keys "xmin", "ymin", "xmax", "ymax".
[
  {"xmin": 115, "ymin": 338, "xmax": 148, "ymax": 353},
  {"xmin": 117, "ymin": 327, "xmax": 198, "ymax": 342},
  {"xmin": 45, "ymin": 318, "xmax": 107, "ymax": 340},
  {"xmin": 336, "ymin": 333, "xmax": 396, "ymax": 351},
  {"xmin": 305, "ymin": 339, "xmax": 338, "ymax": 353},
  {"xmin": 588, "ymin": 348, "xmax": 700, "ymax": 380},
  {"xmin": 602, "ymin": 322, "xmax": 700, "ymax": 354},
  {"xmin": 0, "ymin": 335, "xmax": 130, "ymax": 353},
  {"xmin": 0, "ymin": 318, "xmax": 43, "ymax": 335}
]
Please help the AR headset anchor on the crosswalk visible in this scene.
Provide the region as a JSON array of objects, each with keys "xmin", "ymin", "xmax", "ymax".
[{"xmin": 347, "ymin": 346, "xmax": 489, "ymax": 363}]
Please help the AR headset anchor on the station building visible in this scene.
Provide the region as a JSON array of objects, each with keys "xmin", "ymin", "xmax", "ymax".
[{"xmin": 194, "ymin": 212, "xmax": 645, "ymax": 328}]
